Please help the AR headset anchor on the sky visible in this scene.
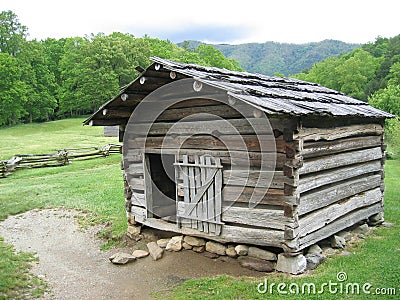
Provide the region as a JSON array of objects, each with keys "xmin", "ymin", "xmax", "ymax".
[{"xmin": 0, "ymin": 0, "xmax": 399, "ymax": 45}]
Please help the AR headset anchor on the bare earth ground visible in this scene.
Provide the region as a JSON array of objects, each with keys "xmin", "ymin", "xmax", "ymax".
[{"xmin": 0, "ymin": 208, "xmax": 263, "ymax": 299}]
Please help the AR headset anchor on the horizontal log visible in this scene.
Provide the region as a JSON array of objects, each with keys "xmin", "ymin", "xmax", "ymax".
[
  {"xmin": 127, "ymin": 163, "xmax": 144, "ymax": 176},
  {"xmin": 294, "ymin": 188, "xmax": 382, "ymax": 239},
  {"xmin": 297, "ymin": 123, "xmax": 383, "ymax": 141},
  {"xmin": 125, "ymin": 117, "xmax": 291, "ymax": 137},
  {"xmin": 221, "ymin": 224, "xmax": 285, "ymax": 247},
  {"xmin": 300, "ymin": 135, "xmax": 382, "ymax": 158},
  {"xmin": 123, "ymin": 151, "xmax": 143, "ymax": 163},
  {"xmin": 299, "ymin": 174, "xmax": 381, "ymax": 215},
  {"xmin": 129, "ymin": 178, "xmax": 144, "ymax": 189},
  {"xmin": 222, "ymin": 206, "xmax": 294, "ymax": 230},
  {"xmin": 128, "ymin": 134, "xmax": 282, "ymax": 153},
  {"xmin": 222, "ymin": 186, "xmax": 297, "ymax": 206},
  {"xmin": 223, "ymin": 170, "xmax": 288, "ymax": 189},
  {"xmin": 130, "ymin": 210, "xmax": 285, "ymax": 247},
  {"xmin": 123, "ymin": 104, "xmax": 251, "ymax": 122},
  {"xmin": 299, "ymin": 147, "xmax": 382, "ymax": 175},
  {"xmin": 298, "ymin": 160, "xmax": 382, "ymax": 193},
  {"xmin": 298, "ymin": 202, "xmax": 383, "ymax": 250},
  {"xmin": 16, "ymin": 162, "xmax": 66, "ymax": 169},
  {"xmin": 176, "ymin": 168, "xmax": 288, "ymax": 189},
  {"xmin": 132, "ymin": 148, "xmax": 286, "ymax": 169}
]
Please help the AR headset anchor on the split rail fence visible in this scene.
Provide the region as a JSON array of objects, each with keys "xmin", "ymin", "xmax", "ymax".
[{"xmin": 1, "ymin": 144, "xmax": 121, "ymax": 178}]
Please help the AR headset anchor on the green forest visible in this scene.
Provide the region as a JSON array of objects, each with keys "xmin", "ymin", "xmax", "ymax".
[
  {"xmin": 182, "ymin": 39, "xmax": 360, "ymax": 76},
  {"xmin": 292, "ymin": 35, "xmax": 400, "ymax": 154},
  {"xmin": 0, "ymin": 9, "xmax": 399, "ymax": 132},
  {"xmin": 0, "ymin": 10, "xmax": 241, "ymax": 126}
]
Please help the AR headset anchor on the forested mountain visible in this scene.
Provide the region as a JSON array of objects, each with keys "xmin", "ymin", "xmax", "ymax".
[
  {"xmin": 293, "ymin": 34, "xmax": 400, "ymax": 150},
  {"xmin": 293, "ymin": 34, "xmax": 400, "ymax": 106},
  {"xmin": 179, "ymin": 40, "xmax": 360, "ymax": 76},
  {"xmin": 0, "ymin": 11, "xmax": 241, "ymax": 126}
]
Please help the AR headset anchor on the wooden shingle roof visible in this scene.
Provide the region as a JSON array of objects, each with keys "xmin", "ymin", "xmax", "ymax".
[{"xmin": 84, "ymin": 57, "xmax": 393, "ymax": 126}]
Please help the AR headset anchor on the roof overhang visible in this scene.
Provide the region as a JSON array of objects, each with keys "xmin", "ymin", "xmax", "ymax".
[{"xmin": 84, "ymin": 57, "xmax": 394, "ymax": 127}]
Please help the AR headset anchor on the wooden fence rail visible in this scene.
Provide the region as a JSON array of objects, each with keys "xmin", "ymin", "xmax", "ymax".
[{"xmin": 0, "ymin": 144, "xmax": 121, "ymax": 178}]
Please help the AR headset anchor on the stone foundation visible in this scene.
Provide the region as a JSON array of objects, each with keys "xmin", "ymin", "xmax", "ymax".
[{"xmin": 122, "ymin": 220, "xmax": 387, "ymax": 274}]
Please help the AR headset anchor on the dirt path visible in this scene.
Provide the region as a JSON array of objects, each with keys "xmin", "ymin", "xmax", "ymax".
[{"xmin": 0, "ymin": 209, "xmax": 263, "ymax": 299}]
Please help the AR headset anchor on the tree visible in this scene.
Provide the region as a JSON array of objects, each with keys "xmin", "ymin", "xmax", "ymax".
[
  {"xmin": 369, "ymin": 63, "xmax": 400, "ymax": 116},
  {"xmin": 0, "ymin": 10, "xmax": 28, "ymax": 56},
  {"xmin": 195, "ymin": 44, "xmax": 243, "ymax": 71},
  {"xmin": 16, "ymin": 40, "xmax": 58, "ymax": 122},
  {"xmin": 0, "ymin": 53, "xmax": 28, "ymax": 125},
  {"xmin": 294, "ymin": 49, "xmax": 381, "ymax": 100},
  {"xmin": 334, "ymin": 49, "xmax": 381, "ymax": 100},
  {"xmin": 369, "ymin": 85, "xmax": 400, "ymax": 116}
]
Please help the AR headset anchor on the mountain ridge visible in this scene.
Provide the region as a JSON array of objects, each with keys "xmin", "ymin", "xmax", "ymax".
[{"xmin": 179, "ymin": 39, "xmax": 360, "ymax": 76}]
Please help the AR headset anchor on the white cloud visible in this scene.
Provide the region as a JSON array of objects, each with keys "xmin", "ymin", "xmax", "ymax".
[{"xmin": 0, "ymin": 0, "xmax": 399, "ymax": 44}]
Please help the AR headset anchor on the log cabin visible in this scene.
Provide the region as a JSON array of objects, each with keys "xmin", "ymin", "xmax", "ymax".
[{"xmin": 84, "ymin": 57, "xmax": 393, "ymax": 254}]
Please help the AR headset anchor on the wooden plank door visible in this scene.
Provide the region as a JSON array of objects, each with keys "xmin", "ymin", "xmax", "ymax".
[{"xmin": 175, "ymin": 155, "xmax": 223, "ymax": 235}]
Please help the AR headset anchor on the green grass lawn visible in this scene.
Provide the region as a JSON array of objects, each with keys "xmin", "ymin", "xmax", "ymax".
[
  {"xmin": 0, "ymin": 118, "xmax": 399, "ymax": 299},
  {"xmin": 0, "ymin": 118, "xmax": 125, "ymax": 298},
  {"xmin": 0, "ymin": 117, "xmax": 117, "ymax": 160},
  {"xmin": 165, "ymin": 159, "xmax": 400, "ymax": 300}
]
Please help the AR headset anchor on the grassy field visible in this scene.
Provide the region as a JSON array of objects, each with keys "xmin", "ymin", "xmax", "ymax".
[
  {"xmin": 0, "ymin": 118, "xmax": 399, "ymax": 299},
  {"xmin": 165, "ymin": 161, "xmax": 400, "ymax": 300},
  {"xmin": 0, "ymin": 118, "xmax": 124, "ymax": 298}
]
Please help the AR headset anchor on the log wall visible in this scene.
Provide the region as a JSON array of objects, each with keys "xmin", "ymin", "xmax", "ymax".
[
  {"xmin": 122, "ymin": 97, "xmax": 386, "ymax": 251},
  {"xmin": 123, "ymin": 98, "xmax": 299, "ymax": 248},
  {"xmin": 283, "ymin": 118, "xmax": 385, "ymax": 252}
]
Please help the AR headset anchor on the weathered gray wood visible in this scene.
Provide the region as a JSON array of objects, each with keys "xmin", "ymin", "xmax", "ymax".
[
  {"xmin": 200, "ymin": 156, "xmax": 209, "ymax": 233},
  {"xmin": 129, "ymin": 134, "xmax": 282, "ymax": 153},
  {"xmin": 130, "ymin": 212, "xmax": 284, "ymax": 247},
  {"xmin": 126, "ymin": 104, "xmax": 247, "ymax": 122},
  {"xmin": 222, "ymin": 186, "xmax": 298, "ymax": 206},
  {"xmin": 299, "ymin": 174, "xmax": 381, "ymax": 215},
  {"xmin": 127, "ymin": 117, "xmax": 282, "ymax": 137},
  {"xmin": 298, "ymin": 202, "xmax": 383, "ymax": 250},
  {"xmin": 153, "ymin": 204, "xmax": 176, "ymax": 218},
  {"xmin": 131, "ymin": 205, "xmax": 147, "ymax": 220},
  {"xmin": 222, "ymin": 206, "xmax": 293, "ymax": 230},
  {"xmin": 221, "ymin": 224, "xmax": 284, "ymax": 247},
  {"xmin": 206, "ymin": 156, "xmax": 216, "ymax": 233},
  {"xmin": 177, "ymin": 203, "xmax": 224, "ymax": 225},
  {"xmin": 180, "ymin": 155, "xmax": 190, "ymax": 228},
  {"xmin": 301, "ymin": 135, "xmax": 382, "ymax": 158},
  {"xmin": 214, "ymin": 158, "xmax": 223, "ymax": 235},
  {"xmin": 194, "ymin": 156, "xmax": 203, "ymax": 231},
  {"xmin": 140, "ymin": 148, "xmax": 285, "ymax": 169},
  {"xmin": 143, "ymin": 155, "xmax": 153, "ymax": 218},
  {"xmin": 129, "ymin": 178, "xmax": 144, "ymax": 189},
  {"xmin": 131, "ymin": 192, "xmax": 146, "ymax": 207},
  {"xmin": 178, "ymin": 155, "xmax": 224, "ymax": 235},
  {"xmin": 299, "ymin": 147, "xmax": 382, "ymax": 175},
  {"xmin": 298, "ymin": 160, "xmax": 382, "ymax": 193},
  {"xmin": 223, "ymin": 170, "xmax": 287, "ymax": 189},
  {"xmin": 174, "ymin": 156, "xmax": 181, "ymax": 228},
  {"xmin": 294, "ymin": 188, "xmax": 382, "ymax": 239},
  {"xmin": 127, "ymin": 163, "xmax": 144, "ymax": 176},
  {"xmin": 183, "ymin": 166, "xmax": 218, "ymax": 216},
  {"xmin": 104, "ymin": 125, "xmax": 119, "ymax": 137},
  {"xmin": 188, "ymin": 155, "xmax": 197, "ymax": 229},
  {"xmin": 298, "ymin": 123, "xmax": 383, "ymax": 141}
]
